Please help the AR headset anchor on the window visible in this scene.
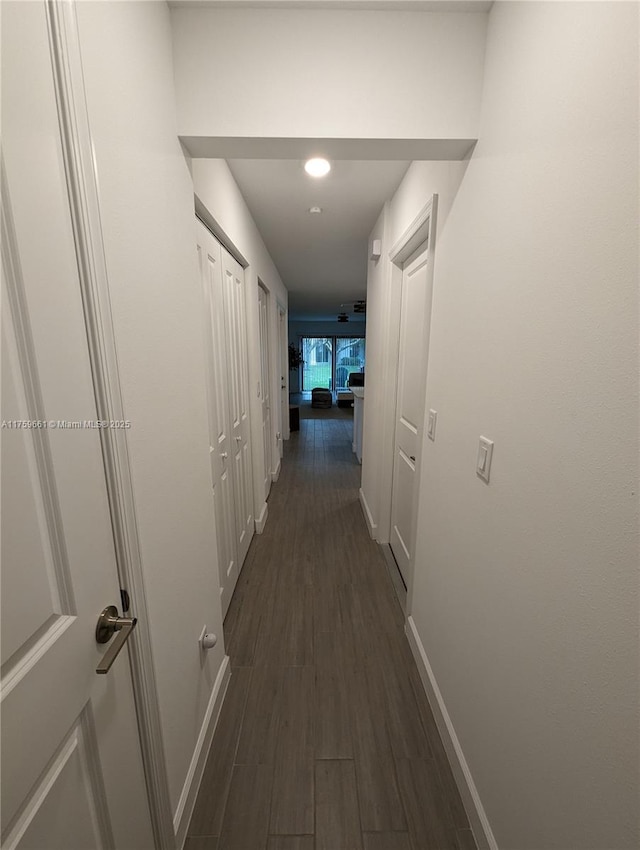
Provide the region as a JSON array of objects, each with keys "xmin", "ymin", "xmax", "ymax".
[{"xmin": 300, "ymin": 335, "xmax": 365, "ymax": 391}]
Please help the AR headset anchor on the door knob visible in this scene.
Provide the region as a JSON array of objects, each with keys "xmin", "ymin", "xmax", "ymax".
[
  {"xmin": 95, "ymin": 605, "xmax": 137, "ymax": 674},
  {"xmin": 235, "ymin": 436, "xmax": 242, "ymax": 442},
  {"xmin": 221, "ymin": 451, "xmax": 228, "ymax": 459}
]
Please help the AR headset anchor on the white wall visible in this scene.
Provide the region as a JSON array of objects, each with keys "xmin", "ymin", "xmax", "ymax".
[
  {"xmin": 75, "ymin": 0, "xmax": 225, "ymax": 826},
  {"xmin": 366, "ymin": 3, "xmax": 639, "ymax": 847},
  {"xmin": 170, "ymin": 7, "xmax": 487, "ymax": 142},
  {"xmin": 191, "ymin": 159, "xmax": 289, "ymax": 490},
  {"xmin": 360, "ymin": 205, "xmax": 389, "ymax": 538}
]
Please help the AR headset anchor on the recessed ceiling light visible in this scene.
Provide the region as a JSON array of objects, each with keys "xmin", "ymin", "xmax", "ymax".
[
  {"xmin": 308, "ymin": 206, "xmax": 322, "ymax": 214},
  {"xmin": 304, "ymin": 158, "xmax": 331, "ymax": 178}
]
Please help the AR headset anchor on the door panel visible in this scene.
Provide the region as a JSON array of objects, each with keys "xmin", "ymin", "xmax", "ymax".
[
  {"xmin": 390, "ymin": 242, "xmax": 434, "ymax": 587},
  {"xmin": 196, "ymin": 223, "xmax": 237, "ymax": 617},
  {"xmin": 196, "ymin": 223, "xmax": 254, "ymax": 614},
  {"xmin": 8, "ymin": 712, "xmax": 112, "ymax": 850},
  {"xmin": 1, "ymin": 3, "xmax": 153, "ymax": 847},
  {"xmin": 221, "ymin": 249, "xmax": 254, "ymax": 566},
  {"xmin": 258, "ymin": 285, "xmax": 272, "ymax": 498}
]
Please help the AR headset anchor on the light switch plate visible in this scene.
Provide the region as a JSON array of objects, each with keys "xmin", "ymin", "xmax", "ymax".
[
  {"xmin": 427, "ymin": 409, "xmax": 437, "ymax": 441},
  {"xmin": 476, "ymin": 436, "xmax": 494, "ymax": 483}
]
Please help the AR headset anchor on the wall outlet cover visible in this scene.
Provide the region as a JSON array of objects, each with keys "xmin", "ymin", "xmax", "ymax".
[
  {"xmin": 476, "ymin": 436, "xmax": 494, "ymax": 483},
  {"xmin": 427, "ymin": 409, "xmax": 437, "ymax": 441}
]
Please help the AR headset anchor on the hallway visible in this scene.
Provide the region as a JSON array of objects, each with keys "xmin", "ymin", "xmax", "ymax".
[{"xmin": 186, "ymin": 419, "xmax": 476, "ymax": 850}]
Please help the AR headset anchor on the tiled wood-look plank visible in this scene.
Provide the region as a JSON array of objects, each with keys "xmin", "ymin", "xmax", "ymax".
[
  {"xmin": 315, "ymin": 630, "xmax": 353, "ymax": 760},
  {"xmin": 395, "ymin": 640, "xmax": 470, "ymax": 830},
  {"xmin": 189, "ymin": 668, "xmax": 252, "ymax": 837},
  {"xmin": 373, "ymin": 641, "xmax": 433, "ymax": 761},
  {"xmin": 253, "ymin": 585, "xmax": 314, "ymax": 668},
  {"xmin": 235, "ymin": 664, "xmax": 284, "ymax": 765},
  {"xmin": 456, "ymin": 828, "xmax": 479, "ymax": 850},
  {"xmin": 185, "ymin": 837, "xmax": 219, "ymax": 850},
  {"xmin": 218, "ymin": 764, "xmax": 273, "ymax": 850},
  {"xmin": 395, "ymin": 758, "xmax": 459, "ymax": 850},
  {"xmin": 349, "ymin": 667, "xmax": 406, "ymax": 832},
  {"xmin": 315, "ymin": 760, "xmax": 363, "ymax": 850},
  {"xmin": 269, "ymin": 666, "xmax": 315, "ymax": 835},
  {"xmin": 362, "ymin": 833, "xmax": 412, "ymax": 850},
  {"xmin": 266, "ymin": 838, "xmax": 314, "ymax": 850}
]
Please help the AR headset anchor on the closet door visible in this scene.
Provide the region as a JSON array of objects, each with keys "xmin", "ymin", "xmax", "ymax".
[
  {"xmin": 221, "ymin": 248, "xmax": 255, "ymax": 567},
  {"xmin": 258, "ymin": 284, "xmax": 272, "ymax": 499},
  {"xmin": 196, "ymin": 221, "xmax": 238, "ymax": 617}
]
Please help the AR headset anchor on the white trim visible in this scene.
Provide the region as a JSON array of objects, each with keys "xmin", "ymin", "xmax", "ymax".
[
  {"xmin": 255, "ymin": 501, "xmax": 269, "ymax": 534},
  {"xmin": 173, "ymin": 656, "xmax": 231, "ymax": 850},
  {"xmin": 195, "ymin": 200, "xmax": 249, "ymax": 269},
  {"xmin": 389, "ymin": 197, "xmax": 434, "ymax": 264},
  {"xmin": 405, "ymin": 617, "xmax": 498, "ymax": 850},
  {"xmin": 358, "ymin": 488, "xmax": 378, "ymax": 539},
  {"xmin": 271, "ymin": 457, "xmax": 281, "ymax": 483},
  {"xmin": 45, "ymin": 5, "xmax": 174, "ymax": 848}
]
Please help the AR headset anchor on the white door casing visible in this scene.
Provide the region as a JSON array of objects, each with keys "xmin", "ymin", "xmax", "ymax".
[
  {"xmin": 258, "ymin": 284, "xmax": 272, "ymax": 498},
  {"xmin": 196, "ymin": 220, "xmax": 238, "ymax": 618},
  {"xmin": 221, "ymin": 248, "xmax": 255, "ymax": 568},
  {"xmin": 389, "ymin": 198, "xmax": 438, "ymax": 592},
  {"xmin": 1, "ymin": 2, "xmax": 154, "ymax": 847}
]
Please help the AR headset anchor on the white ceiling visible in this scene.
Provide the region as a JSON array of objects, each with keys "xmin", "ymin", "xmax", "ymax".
[{"xmin": 227, "ymin": 158, "xmax": 410, "ymax": 320}]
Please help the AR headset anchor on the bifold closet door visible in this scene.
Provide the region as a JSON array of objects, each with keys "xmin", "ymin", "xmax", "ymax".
[
  {"xmin": 197, "ymin": 221, "xmax": 238, "ymax": 617},
  {"xmin": 258, "ymin": 284, "xmax": 272, "ymax": 499},
  {"xmin": 221, "ymin": 248, "xmax": 254, "ymax": 568}
]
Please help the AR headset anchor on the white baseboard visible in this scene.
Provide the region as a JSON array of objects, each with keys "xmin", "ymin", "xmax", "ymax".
[
  {"xmin": 358, "ymin": 488, "xmax": 377, "ymax": 539},
  {"xmin": 405, "ymin": 617, "xmax": 497, "ymax": 850},
  {"xmin": 173, "ymin": 656, "xmax": 231, "ymax": 850},
  {"xmin": 255, "ymin": 501, "xmax": 268, "ymax": 534},
  {"xmin": 271, "ymin": 458, "xmax": 281, "ymax": 483}
]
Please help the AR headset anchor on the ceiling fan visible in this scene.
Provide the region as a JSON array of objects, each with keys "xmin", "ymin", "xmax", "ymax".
[{"xmin": 339, "ymin": 299, "xmax": 367, "ymax": 314}]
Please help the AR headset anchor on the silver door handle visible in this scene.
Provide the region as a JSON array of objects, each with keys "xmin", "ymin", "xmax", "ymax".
[
  {"xmin": 95, "ymin": 605, "xmax": 137, "ymax": 675},
  {"xmin": 221, "ymin": 451, "xmax": 228, "ymax": 459}
]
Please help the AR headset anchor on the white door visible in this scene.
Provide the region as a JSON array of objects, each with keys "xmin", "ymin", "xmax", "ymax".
[
  {"xmin": 390, "ymin": 241, "xmax": 434, "ymax": 587},
  {"xmin": 221, "ymin": 249, "xmax": 254, "ymax": 567},
  {"xmin": 1, "ymin": 3, "xmax": 153, "ymax": 847},
  {"xmin": 196, "ymin": 220, "xmax": 238, "ymax": 618},
  {"xmin": 258, "ymin": 284, "xmax": 272, "ymax": 499}
]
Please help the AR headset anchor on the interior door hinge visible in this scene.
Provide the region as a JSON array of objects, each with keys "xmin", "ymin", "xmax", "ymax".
[{"xmin": 120, "ymin": 587, "xmax": 131, "ymax": 614}]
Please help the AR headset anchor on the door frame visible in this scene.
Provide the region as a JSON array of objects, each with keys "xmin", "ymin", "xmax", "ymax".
[
  {"xmin": 384, "ymin": 195, "xmax": 438, "ymax": 613},
  {"xmin": 47, "ymin": 4, "xmax": 173, "ymax": 847}
]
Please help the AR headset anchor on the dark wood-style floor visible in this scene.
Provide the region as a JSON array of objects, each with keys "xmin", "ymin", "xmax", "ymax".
[{"xmin": 186, "ymin": 419, "xmax": 476, "ymax": 850}]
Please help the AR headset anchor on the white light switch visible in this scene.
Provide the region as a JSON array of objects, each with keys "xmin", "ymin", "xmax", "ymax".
[
  {"xmin": 427, "ymin": 409, "xmax": 437, "ymax": 441},
  {"xmin": 476, "ymin": 436, "xmax": 494, "ymax": 483}
]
